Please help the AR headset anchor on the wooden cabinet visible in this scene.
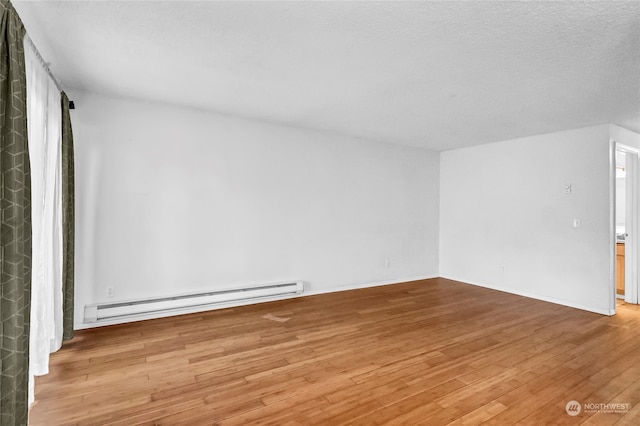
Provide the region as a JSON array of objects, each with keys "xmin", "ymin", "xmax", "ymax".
[{"xmin": 616, "ymin": 243, "xmax": 625, "ymax": 295}]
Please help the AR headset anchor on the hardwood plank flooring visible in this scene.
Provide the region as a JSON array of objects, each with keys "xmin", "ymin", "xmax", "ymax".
[{"xmin": 29, "ymin": 278, "xmax": 640, "ymax": 425}]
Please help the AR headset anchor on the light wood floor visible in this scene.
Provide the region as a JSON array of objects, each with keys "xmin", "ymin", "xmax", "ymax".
[{"xmin": 30, "ymin": 278, "xmax": 640, "ymax": 425}]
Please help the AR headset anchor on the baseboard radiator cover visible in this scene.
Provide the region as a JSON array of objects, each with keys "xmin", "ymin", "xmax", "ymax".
[{"xmin": 84, "ymin": 281, "xmax": 304, "ymax": 323}]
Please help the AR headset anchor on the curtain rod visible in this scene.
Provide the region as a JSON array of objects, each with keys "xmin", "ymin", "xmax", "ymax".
[
  {"xmin": 24, "ymin": 35, "xmax": 75, "ymax": 109},
  {"xmin": 24, "ymin": 34, "xmax": 62, "ymax": 93}
]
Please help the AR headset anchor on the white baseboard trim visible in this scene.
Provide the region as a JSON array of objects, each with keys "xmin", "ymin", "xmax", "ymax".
[
  {"xmin": 74, "ymin": 275, "xmax": 438, "ymax": 330},
  {"xmin": 302, "ymin": 275, "xmax": 438, "ymax": 298},
  {"xmin": 440, "ymin": 275, "xmax": 613, "ymax": 316}
]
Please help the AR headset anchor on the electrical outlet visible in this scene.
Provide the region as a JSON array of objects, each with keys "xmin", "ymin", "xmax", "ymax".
[
  {"xmin": 385, "ymin": 259, "xmax": 391, "ymax": 269},
  {"xmin": 499, "ymin": 264, "xmax": 505, "ymax": 273},
  {"xmin": 107, "ymin": 286, "xmax": 114, "ymax": 297}
]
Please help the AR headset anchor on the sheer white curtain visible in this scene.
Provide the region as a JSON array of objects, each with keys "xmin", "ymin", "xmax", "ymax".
[{"xmin": 24, "ymin": 35, "xmax": 64, "ymax": 405}]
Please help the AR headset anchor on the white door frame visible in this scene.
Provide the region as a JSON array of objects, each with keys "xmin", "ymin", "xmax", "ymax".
[{"xmin": 613, "ymin": 142, "xmax": 640, "ymax": 313}]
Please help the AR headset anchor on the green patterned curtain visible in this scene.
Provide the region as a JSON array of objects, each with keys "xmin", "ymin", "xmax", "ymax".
[
  {"xmin": 60, "ymin": 92, "xmax": 74, "ymax": 341},
  {"xmin": 0, "ymin": 1, "xmax": 31, "ymax": 425}
]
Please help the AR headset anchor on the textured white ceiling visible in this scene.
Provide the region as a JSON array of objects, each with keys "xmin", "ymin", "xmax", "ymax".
[{"xmin": 13, "ymin": 0, "xmax": 640, "ymax": 151}]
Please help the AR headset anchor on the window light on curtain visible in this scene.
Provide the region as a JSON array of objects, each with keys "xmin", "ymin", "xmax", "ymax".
[{"xmin": 23, "ymin": 34, "xmax": 64, "ymax": 405}]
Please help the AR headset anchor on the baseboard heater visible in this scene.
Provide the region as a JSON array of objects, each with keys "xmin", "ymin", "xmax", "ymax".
[{"xmin": 84, "ymin": 281, "xmax": 303, "ymax": 323}]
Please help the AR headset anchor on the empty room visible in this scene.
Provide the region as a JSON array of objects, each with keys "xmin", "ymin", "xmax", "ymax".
[{"xmin": 2, "ymin": 0, "xmax": 640, "ymax": 425}]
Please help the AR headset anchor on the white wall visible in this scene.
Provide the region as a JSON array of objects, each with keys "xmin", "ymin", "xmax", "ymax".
[
  {"xmin": 440, "ymin": 125, "xmax": 612, "ymax": 314},
  {"xmin": 616, "ymin": 170, "xmax": 625, "ymax": 230},
  {"xmin": 70, "ymin": 91, "xmax": 440, "ymax": 326}
]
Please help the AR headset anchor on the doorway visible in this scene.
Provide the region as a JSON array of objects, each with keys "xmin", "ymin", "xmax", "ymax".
[{"xmin": 614, "ymin": 144, "xmax": 639, "ymax": 310}]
